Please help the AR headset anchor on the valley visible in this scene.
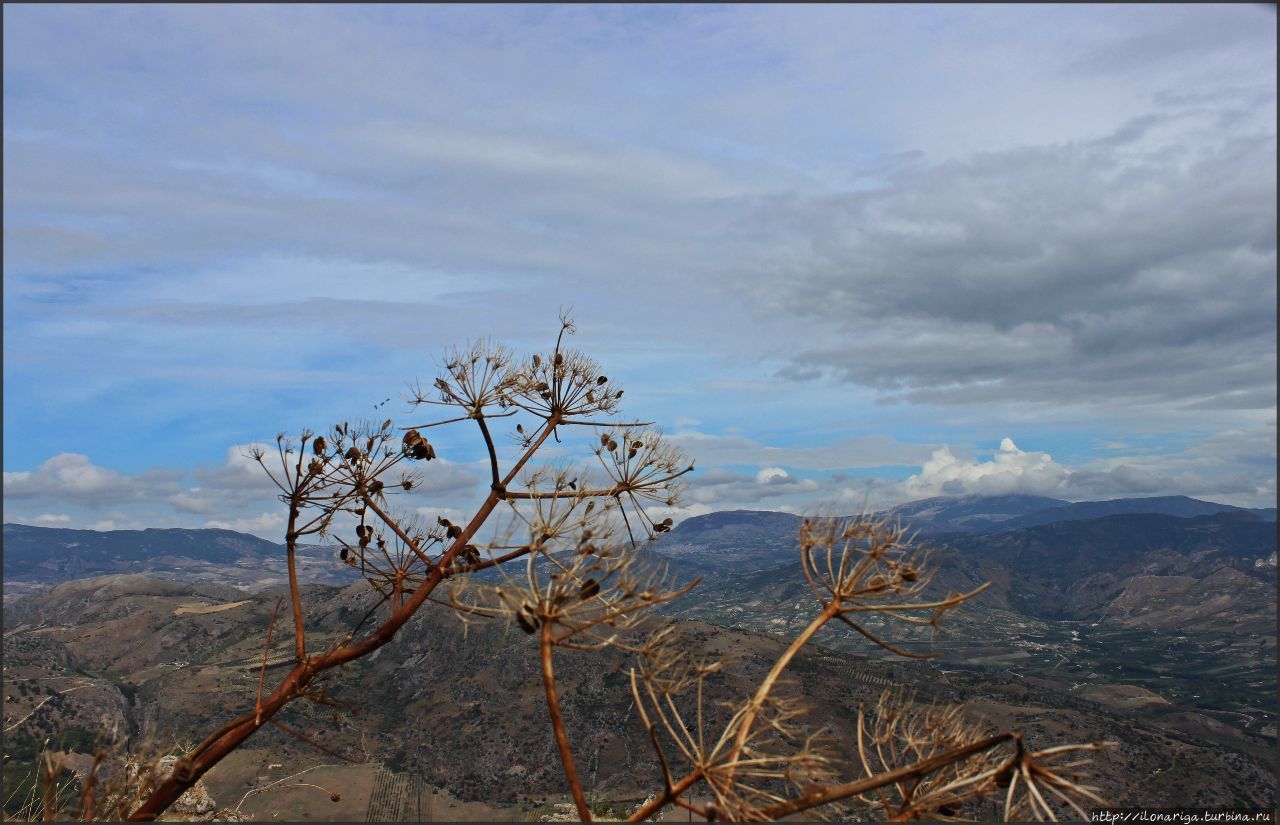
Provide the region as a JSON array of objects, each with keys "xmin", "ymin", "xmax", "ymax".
[{"xmin": 2, "ymin": 494, "xmax": 1276, "ymax": 818}]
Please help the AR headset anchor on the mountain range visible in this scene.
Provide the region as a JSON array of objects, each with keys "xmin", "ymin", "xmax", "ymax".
[
  {"xmin": 3, "ymin": 572, "xmax": 1274, "ymax": 818},
  {"xmin": 2, "ymin": 492, "xmax": 1276, "ymax": 817}
]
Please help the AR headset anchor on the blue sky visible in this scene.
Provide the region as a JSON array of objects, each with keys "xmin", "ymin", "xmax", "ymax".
[{"xmin": 4, "ymin": 4, "xmax": 1276, "ymax": 538}]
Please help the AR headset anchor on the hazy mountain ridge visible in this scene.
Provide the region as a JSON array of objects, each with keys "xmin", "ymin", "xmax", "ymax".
[
  {"xmin": 2, "ymin": 524, "xmax": 281, "ymax": 575},
  {"xmin": 652, "ymin": 494, "xmax": 1276, "ymax": 571},
  {"xmin": 5, "ymin": 493, "xmax": 1268, "ymax": 588},
  {"xmin": 988, "ymin": 495, "xmax": 1277, "ymax": 531},
  {"xmin": 2, "ymin": 524, "xmax": 359, "ymax": 598},
  {"xmin": 884, "ymin": 493, "xmax": 1070, "ymax": 532}
]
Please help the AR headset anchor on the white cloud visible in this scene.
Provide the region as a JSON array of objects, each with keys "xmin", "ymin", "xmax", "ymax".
[
  {"xmin": 402, "ymin": 459, "xmax": 481, "ymax": 497},
  {"xmin": 204, "ymin": 512, "xmax": 286, "ymax": 537},
  {"xmin": 2, "ymin": 453, "xmax": 179, "ymax": 506},
  {"xmin": 755, "ymin": 466, "xmax": 789, "ymax": 484},
  {"xmin": 168, "ymin": 488, "xmax": 219, "ymax": 515},
  {"xmin": 32, "ymin": 513, "xmax": 71, "ymax": 525},
  {"xmin": 686, "ymin": 466, "xmax": 819, "ymax": 508},
  {"xmin": 886, "ymin": 426, "xmax": 1277, "ymax": 508},
  {"xmin": 901, "ymin": 438, "xmax": 1069, "ymax": 499}
]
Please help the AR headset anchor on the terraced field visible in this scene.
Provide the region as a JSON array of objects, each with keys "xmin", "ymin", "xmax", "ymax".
[{"xmin": 366, "ymin": 765, "xmax": 425, "ymax": 821}]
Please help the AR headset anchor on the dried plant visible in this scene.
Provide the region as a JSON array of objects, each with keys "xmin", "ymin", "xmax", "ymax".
[
  {"xmin": 113, "ymin": 315, "xmax": 1110, "ymax": 823},
  {"xmin": 119, "ymin": 314, "xmax": 697, "ymax": 820},
  {"xmin": 7, "ymin": 732, "xmax": 243, "ymax": 823},
  {"xmin": 624, "ymin": 516, "xmax": 1112, "ymax": 823}
]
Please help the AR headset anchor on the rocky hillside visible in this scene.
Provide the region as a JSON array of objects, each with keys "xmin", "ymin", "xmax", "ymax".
[{"xmin": 3, "ymin": 574, "xmax": 1275, "ymax": 817}]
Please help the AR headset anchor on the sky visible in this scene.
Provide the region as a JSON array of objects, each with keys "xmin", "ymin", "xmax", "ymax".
[{"xmin": 3, "ymin": 4, "xmax": 1276, "ymax": 540}]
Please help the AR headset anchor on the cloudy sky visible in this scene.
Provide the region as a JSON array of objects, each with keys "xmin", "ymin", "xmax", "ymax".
[{"xmin": 4, "ymin": 4, "xmax": 1276, "ymax": 539}]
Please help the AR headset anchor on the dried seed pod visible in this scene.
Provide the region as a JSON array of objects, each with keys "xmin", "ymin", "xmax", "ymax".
[
  {"xmin": 516, "ymin": 423, "xmax": 524, "ymax": 434},
  {"xmin": 446, "ymin": 525, "xmax": 461, "ymax": 539},
  {"xmin": 579, "ymin": 579, "xmax": 600, "ymax": 600},
  {"xmin": 532, "ymin": 354, "xmax": 542, "ymax": 368},
  {"xmin": 899, "ymin": 567, "xmax": 917, "ymax": 582},
  {"xmin": 600, "ymin": 433, "xmax": 610, "ymax": 447},
  {"xmin": 516, "ymin": 607, "xmax": 539, "ymax": 634},
  {"xmin": 368, "ymin": 479, "xmax": 384, "ymax": 494},
  {"xmin": 606, "ymin": 439, "xmax": 618, "ymax": 452},
  {"xmin": 345, "ymin": 446, "xmax": 361, "ymax": 461},
  {"xmin": 312, "ymin": 437, "xmax": 327, "ymax": 455},
  {"xmin": 554, "ymin": 352, "xmax": 563, "ymax": 366},
  {"xmin": 339, "ymin": 547, "xmax": 349, "ymax": 561},
  {"xmin": 402, "ymin": 479, "xmax": 414, "ymax": 492},
  {"xmin": 596, "ymin": 375, "xmax": 608, "ymax": 385},
  {"xmin": 615, "ymin": 390, "xmax": 624, "ymax": 399}
]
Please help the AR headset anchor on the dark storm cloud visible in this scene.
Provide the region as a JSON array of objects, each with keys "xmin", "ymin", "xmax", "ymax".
[{"xmin": 749, "ymin": 113, "xmax": 1275, "ymax": 409}]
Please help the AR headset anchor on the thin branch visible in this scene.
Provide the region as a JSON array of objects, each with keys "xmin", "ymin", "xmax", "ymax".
[
  {"xmin": 541, "ymin": 621, "xmax": 591, "ymax": 821},
  {"xmin": 759, "ymin": 733, "xmax": 1018, "ymax": 819},
  {"xmin": 401, "ymin": 410, "xmax": 517, "ymax": 430},
  {"xmin": 256, "ymin": 598, "xmax": 284, "ymax": 727},
  {"xmin": 476, "ymin": 414, "xmax": 503, "ymax": 492},
  {"xmin": 268, "ymin": 719, "xmax": 362, "ymax": 764}
]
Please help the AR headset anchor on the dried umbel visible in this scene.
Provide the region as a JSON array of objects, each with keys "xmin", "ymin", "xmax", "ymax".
[
  {"xmin": 630, "ymin": 625, "xmax": 838, "ymax": 822},
  {"xmin": 508, "ymin": 317, "xmax": 625, "ymax": 422},
  {"xmin": 442, "ymin": 487, "xmax": 694, "ymax": 653},
  {"xmin": 125, "ymin": 316, "xmax": 709, "ymax": 822},
  {"xmin": 411, "ymin": 338, "xmax": 521, "ymax": 415},
  {"xmin": 430, "ymin": 480, "xmax": 696, "ymax": 821},
  {"xmin": 591, "ymin": 428, "xmax": 692, "ymax": 544},
  {"xmin": 833, "ymin": 689, "xmax": 1112, "ymax": 822},
  {"xmin": 796, "ymin": 515, "xmax": 988, "ymax": 659},
  {"xmin": 626, "ymin": 518, "xmax": 1112, "ymax": 823}
]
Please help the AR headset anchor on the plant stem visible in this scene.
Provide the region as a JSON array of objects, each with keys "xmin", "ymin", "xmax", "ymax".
[
  {"xmin": 542, "ymin": 621, "xmax": 591, "ymax": 821},
  {"xmin": 724, "ymin": 602, "xmax": 838, "ymax": 780},
  {"xmin": 757, "ymin": 733, "xmax": 1015, "ymax": 819}
]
